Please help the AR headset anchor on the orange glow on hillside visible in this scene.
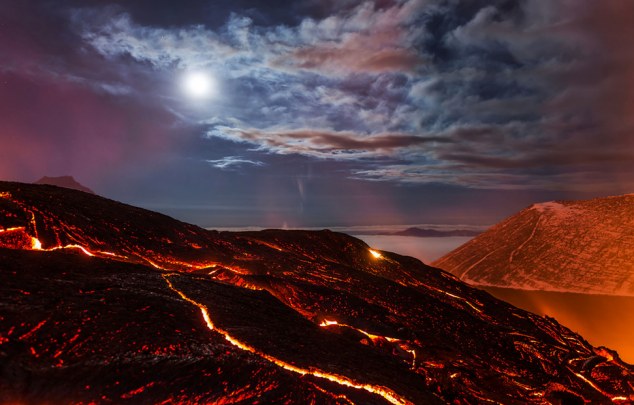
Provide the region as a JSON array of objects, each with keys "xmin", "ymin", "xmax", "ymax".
[{"xmin": 369, "ymin": 249, "xmax": 383, "ymax": 259}]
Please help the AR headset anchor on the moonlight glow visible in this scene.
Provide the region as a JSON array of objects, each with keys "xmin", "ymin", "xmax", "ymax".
[{"xmin": 182, "ymin": 72, "xmax": 217, "ymax": 99}]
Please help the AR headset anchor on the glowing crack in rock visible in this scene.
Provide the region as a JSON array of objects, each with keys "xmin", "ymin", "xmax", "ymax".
[
  {"xmin": 29, "ymin": 236, "xmax": 117, "ymax": 259},
  {"xmin": 162, "ymin": 274, "xmax": 413, "ymax": 405},
  {"xmin": 319, "ymin": 319, "xmax": 399, "ymax": 342},
  {"xmin": 0, "ymin": 226, "xmax": 25, "ymax": 233},
  {"xmin": 568, "ymin": 368, "xmax": 632, "ymax": 403},
  {"xmin": 319, "ymin": 319, "xmax": 416, "ymax": 368},
  {"xmin": 305, "ymin": 381, "xmax": 356, "ymax": 405}
]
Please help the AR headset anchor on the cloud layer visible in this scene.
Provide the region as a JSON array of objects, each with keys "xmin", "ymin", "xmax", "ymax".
[{"xmin": 2, "ymin": 0, "xmax": 633, "ymax": 196}]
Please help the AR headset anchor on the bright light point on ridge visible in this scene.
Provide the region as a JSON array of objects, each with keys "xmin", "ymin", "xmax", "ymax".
[
  {"xmin": 369, "ymin": 249, "xmax": 382, "ymax": 259},
  {"xmin": 182, "ymin": 71, "xmax": 217, "ymax": 99}
]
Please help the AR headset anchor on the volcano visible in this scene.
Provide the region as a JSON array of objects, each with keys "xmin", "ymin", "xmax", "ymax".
[
  {"xmin": 34, "ymin": 176, "xmax": 95, "ymax": 194},
  {"xmin": 434, "ymin": 194, "xmax": 634, "ymax": 296},
  {"xmin": 1, "ymin": 181, "xmax": 633, "ymax": 404}
]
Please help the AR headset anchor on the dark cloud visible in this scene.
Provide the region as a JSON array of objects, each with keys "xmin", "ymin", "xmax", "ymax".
[
  {"xmin": 1, "ymin": 0, "xmax": 633, "ymax": 226},
  {"xmin": 283, "ymin": 46, "xmax": 424, "ymax": 74},
  {"xmin": 207, "ymin": 127, "xmax": 449, "ymax": 158},
  {"xmin": 438, "ymin": 151, "xmax": 634, "ymax": 170}
]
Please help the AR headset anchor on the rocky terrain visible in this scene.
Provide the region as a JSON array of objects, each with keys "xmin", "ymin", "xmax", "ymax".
[
  {"xmin": 1, "ymin": 181, "xmax": 633, "ymax": 404},
  {"xmin": 434, "ymin": 195, "xmax": 634, "ymax": 296}
]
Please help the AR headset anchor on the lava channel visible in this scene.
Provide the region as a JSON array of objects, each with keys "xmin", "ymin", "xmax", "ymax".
[{"xmin": 162, "ymin": 274, "xmax": 413, "ymax": 405}]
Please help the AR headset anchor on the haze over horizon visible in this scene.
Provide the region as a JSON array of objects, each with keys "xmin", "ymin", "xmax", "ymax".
[{"xmin": 2, "ymin": 0, "xmax": 633, "ymax": 228}]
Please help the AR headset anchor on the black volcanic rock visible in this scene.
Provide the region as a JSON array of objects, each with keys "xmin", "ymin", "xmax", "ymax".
[
  {"xmin": 1, "ymin": 181, "xmax": 633, "ymax": 404},
  {"xmin": 0, "ymin": 247, "xmax": 434, "ymax": 402},
  {"xmin": 433, "ymin": 195, "xmax": 634, "ymax": 295},
  {"xmin": 0, "ymin": 248, "xmax": 435, "ymax": 404},
  {"xmin": 34, "ymin": 175, "xmax": 94, "ymax": 194}
]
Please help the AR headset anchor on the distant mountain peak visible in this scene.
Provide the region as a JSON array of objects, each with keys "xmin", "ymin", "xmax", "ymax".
[{"xmin": 34, "ymin": 176, "xmax": 94, "ymax": 194}]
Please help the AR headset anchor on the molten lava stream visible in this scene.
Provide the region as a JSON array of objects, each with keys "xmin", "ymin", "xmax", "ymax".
[
  {"xmin": 567, "ymin": 367, "xmax": 630, "ymax": 403},
  {"xmin": 319, "ymin": 320, "xmax": 399, "ymax": 342},
  {"xmin": 161, "ymin": 274, "xmax": 413, "ymax": 405},
  {"xmin": 0, "ymin": 226, "xmax": 25, "ymax": 233},
  {"xmin": 319, "ymin": 320, "xmax": 417, "ymax": 369}
]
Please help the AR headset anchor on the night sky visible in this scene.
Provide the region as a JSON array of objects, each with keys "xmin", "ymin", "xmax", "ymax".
[{"xmin": 1, "ymin": 0, "xmax": 633, "ymax": 228}]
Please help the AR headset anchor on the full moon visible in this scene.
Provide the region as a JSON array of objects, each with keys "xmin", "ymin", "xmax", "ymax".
[{"xmin": 182, "ymin": 71, "xmax": 217, "ymax": 99}]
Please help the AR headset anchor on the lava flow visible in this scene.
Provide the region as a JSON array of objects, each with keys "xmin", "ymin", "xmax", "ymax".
[
  {"xmin": 319, "ymin": 319, "xmax": 417, "ymax": 369},
  {"xmin": 1, "ymin": 181, "xmax": 634, "ymax": 404},
  {"xmin": 162, "ymin": 274, "xmax": 412, "ymax": 405},
  {"xmin": 320, "ymin": 319, "xmax": 390, "ymax": 339}
]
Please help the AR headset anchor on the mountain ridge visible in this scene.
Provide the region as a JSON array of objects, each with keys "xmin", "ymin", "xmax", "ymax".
[
  {"xmin": 350, "ymin": 227, "xmax": 481, "ymax": 237},
  {"xmin": 434, "ymin": 193, "xmax": 634, "ymax": 296}
]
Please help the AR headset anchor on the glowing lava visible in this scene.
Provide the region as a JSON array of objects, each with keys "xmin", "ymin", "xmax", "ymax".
[
  {"xmin": 319, "ymin": 319, "xmax": 416, "ymax": 368},
  {"xmin": 29, "ymin": 236, "xmax": 119, "ymax": 259},
  {"xmin": 369, "ymin": 249, "xmax": 383, "ymax": 259},
  {"xmin": 0, "ymin": 226, "xmax": 25, "ymax": 233},
  {"xmin": 319, "ymin": 319, "xmax": 399, "ymax": 342},
  {"xmin": 162, "ymin": 274, "xmax": 413, "ymax": 405},
  {"xmin": 31, "ymin": 237, "xmax": 42, "ymax": 250}
]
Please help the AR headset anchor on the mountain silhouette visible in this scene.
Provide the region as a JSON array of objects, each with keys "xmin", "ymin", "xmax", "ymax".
[{"xmin": 34, "ymin": 175, "xmax": 94, "ymax": 194}]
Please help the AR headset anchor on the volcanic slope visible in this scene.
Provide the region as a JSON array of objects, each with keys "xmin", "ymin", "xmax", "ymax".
[
  {"xmin": 1, "ymin": 181, "xmax": 633, "ymax": 404},
  {"xmin": 434, "ymin": 194, "xmax": 634, "ymax": 296}
]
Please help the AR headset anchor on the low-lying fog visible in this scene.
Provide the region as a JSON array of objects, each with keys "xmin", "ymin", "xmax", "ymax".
[{"xmin": 354, "ymin": 235, "xmax": 471, "ymax": 263}]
